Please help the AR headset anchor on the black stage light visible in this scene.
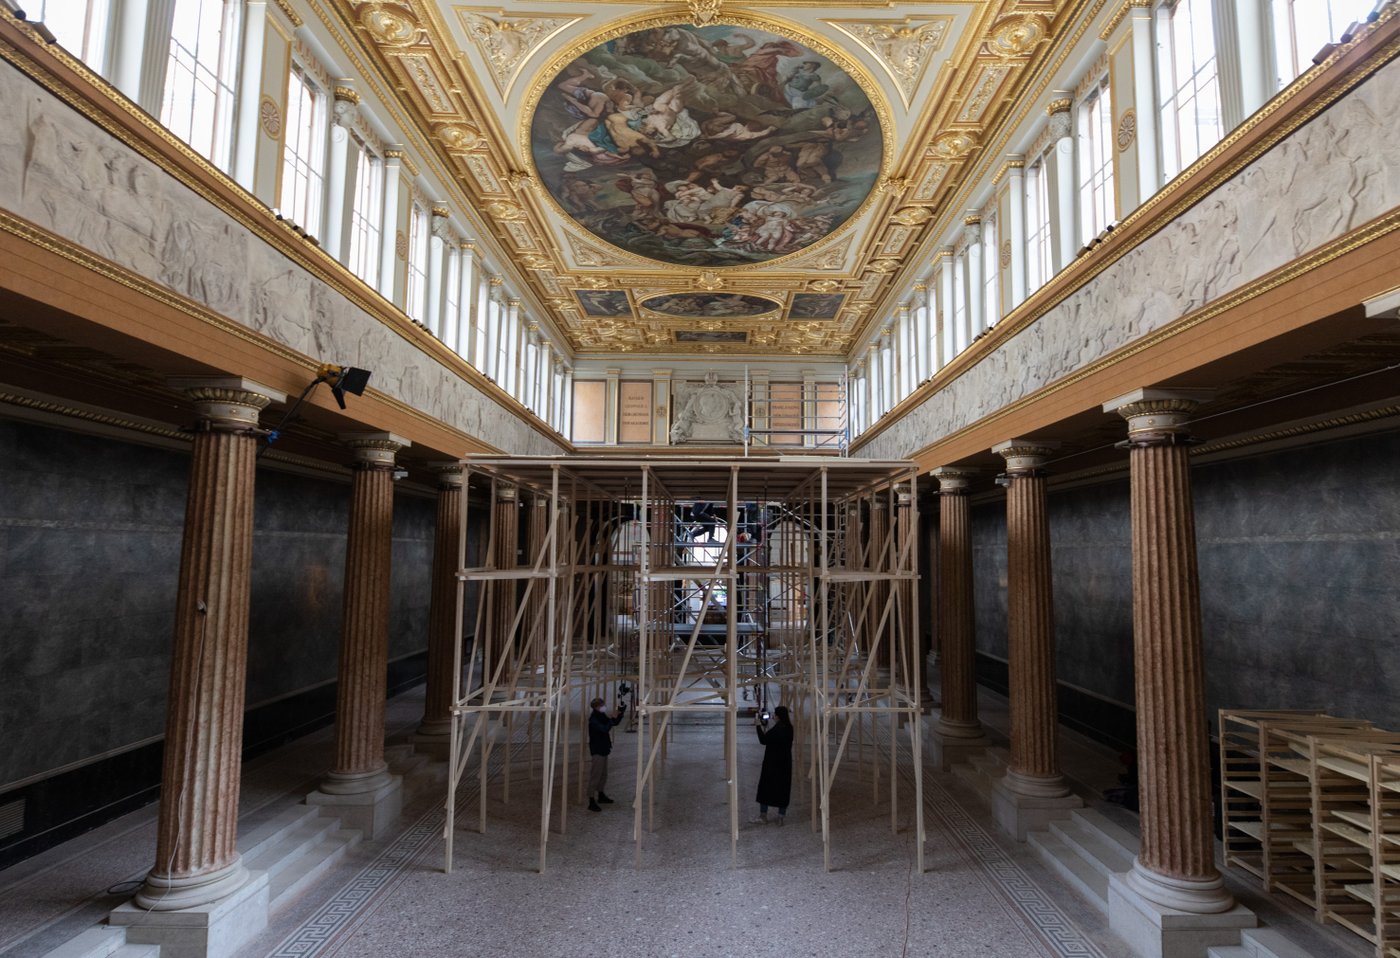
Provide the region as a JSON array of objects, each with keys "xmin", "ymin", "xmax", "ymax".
[
  {"xmin": 318, "ymin": 364, "xmax": 372, "ymax": 410},
  {"xmin": 259, "ymin": 363, "xmax": 373, "ymax": 457}
]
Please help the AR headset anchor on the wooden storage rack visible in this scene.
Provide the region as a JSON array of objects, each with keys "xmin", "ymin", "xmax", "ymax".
[{"xmin": 1220, "ymin": 709, "xmax": 1400, "ymax": 957}]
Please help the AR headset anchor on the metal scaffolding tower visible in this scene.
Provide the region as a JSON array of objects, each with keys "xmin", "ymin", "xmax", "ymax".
[{"xmin": 443, "ymin": 455, "xmax": 924, "ymax": 873}]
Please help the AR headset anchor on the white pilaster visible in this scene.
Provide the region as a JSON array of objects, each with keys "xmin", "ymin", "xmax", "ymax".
[
  {"xmin": 231, "ymin": 0, "xmax": 269, "ymax": 191},
  {"xmin": 377, "ymin": 153, "xmax": 403, "ymax": 301},
  {"xmin": 1047, "ymin": 94, "xmax": 1077, "ymax": 271},
  {"xmin": 1006, "ymin": 159, "xmax": 1027, "ymax": 308},
  {"xmin": 425, "ymin": 209, "xmax": 449, "ymax": 337},
  {"xmin": 964, "ymin": 216, "xmax": 984, "ymax": 341},
  {"xmin": 1129, "ymin": 11, "xmax": 1160, "ymax": 198},
  {"xmin": 456, "ymin": 243, "xmax": 476, "ymax": 360}
]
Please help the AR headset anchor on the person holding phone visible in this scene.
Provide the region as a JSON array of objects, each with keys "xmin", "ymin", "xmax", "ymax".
[
  {"xmin": 753, "ymin": 705, "xmax": 793, "ymax": 825},
  {"xmin": 587, "ymin": 696, "xmax": 626, "ymax": 812}
]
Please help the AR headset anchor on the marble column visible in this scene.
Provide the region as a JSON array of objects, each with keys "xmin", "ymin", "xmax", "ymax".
[
  {"xmin": 867, "ymin": 494, "xmax": 891, "ymax": 674},
  {"xmin": 485, "ymin": 483, "xmax": 519, "ymax": 690},
  {"xmin": 989, "ymin": 440, "xmax": 1080, "ymax": 840},
  {"xmin": 112, "ymin": 379, "xmax": 285, "ymax": 956},
  {"xmin": 414, "ymin": 463, "xmax": 465, "ymax": 758},
  {"xmin": 307, "ymin": 434, "xmax": 408, "ymax": 840},
  {"xmin": 1103, "ymin": 390, "xmax": 1254, "ymax": 958},
  {"xmin": 929, "ymin": 467, "xmax": 988, "ymax": 770}
]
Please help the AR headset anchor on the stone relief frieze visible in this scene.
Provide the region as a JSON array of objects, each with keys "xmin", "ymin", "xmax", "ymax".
[
  {"xmin": 1, "ymin": 59, "xmax": 561, "ymax": 457},
  {"xmin": 860, "ymin": 55, "xmax": 1400, "ymax": 462}
]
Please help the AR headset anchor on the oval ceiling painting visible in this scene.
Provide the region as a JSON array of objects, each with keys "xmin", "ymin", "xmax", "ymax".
[
  {"xmin": 641, "ymin": 293, "xmax": 779, "ymax": 317},
  {"xmin": 529, "ymin": 23, "xmax": 882, "ymax": 268}
]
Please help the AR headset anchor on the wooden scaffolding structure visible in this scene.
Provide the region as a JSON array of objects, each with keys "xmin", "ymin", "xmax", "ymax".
[{"xmin": 443, "ymin": 455, "xmax": 925, "ymax": 873}]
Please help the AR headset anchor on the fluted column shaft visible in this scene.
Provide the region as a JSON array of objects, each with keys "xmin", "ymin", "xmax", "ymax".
[
  {"xmin": 418, "ymin": 465, "xmax": 464, "ymax": 737},
  {"xmin": 934, "ymin": 470, "xmax": 980, "ymax": 736},
  {"xmin": 867, "ymin": 497, "xmax": 890, "ymax": 671},
  {"xmin": 1109, "ymin": 390, "xmax": 1233, "ymax": 914},
  {"xmin": 139, "ymin": 381, "xmax": 282, "ymax": 910},
  {"xmin": 1007, "ymin": 472, "xmax": 1058, "ymax": 780},
  {"xmin": 325, "ymin": 437, "xmax": 402, "ymax": 793},
  {"xmin": 895, "ymin": 487, "xmax": 919, "ymax": 705},
  {"xmin": 996, "ymin": 441, "xmax": 1067, "ymax": 796},
  {"xmin": 1131, "ymin": 441, "xmax": 1214, "ymax": 879},
  {"xmin": 486, "ymin": 485, "xmax": 518, "ymax": 684}
]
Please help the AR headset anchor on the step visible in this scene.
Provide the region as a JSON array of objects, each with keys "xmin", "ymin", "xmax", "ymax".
[
  {"xmin": 951, "ymin": 761, "xmax": 994, "ymax": 795},
  {"xmin": 268, "ymin": 828, "xmax": 361, "ymax": 910},
  {"xmin": 41, "ymin": 927, "xmax": 128, "ymax": 958},
  {"xmin": 237, "ymin": 805, "xmax": 324, "ymax": 861},
  {"xmin": 968, "ymin": 751, "xmax": 1008, "ymax": 775},
  {"xmin": 1072, "ymin": 806, "xmax": 1142, "ymax": 856},
  {"xmin": 1240, "ymin": 928, "xmax": 1322, "ymax": 958},
  {"xmin": 1207, "ymin": 947, "xmax": 1251, "ymax": 958},
  {"xmin": 1028, "ymin": 830, "xmax": 1109, "ymax": 909},
  {"xmin": 110, "ymin": 946, "xmax": 159, "ymax": 958},
  {"xmin": 1049, "ymin": 817, "xmax": 1135, "ymax": 879},
  {"xmin": 244, "ymin": 815, "xmax": 342, "ymax": 878}
]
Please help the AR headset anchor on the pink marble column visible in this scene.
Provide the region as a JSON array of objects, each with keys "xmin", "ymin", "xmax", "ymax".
[
  {"xmin": 312, "ymin": 434, "xmax": 408, "ymax": 840},
  {"xmin": 866, "ymin": 494, "xmax": 891, "ymax": 672},
  {"xmin": 1106, "ymin": 390, "xmax": 1235, "ymax": 915},
  {"xmin": 930, "ymin": 467, "xmax": 987, "ymax": 759},
  {"xmin": 136, "ymin": 379, "xmax": 284, "ymax": 910},
  {"xmin": 994, "ymin": 440, "xmax": 1070, "ymax": 798},
  {"xmin": 484, "ymin": 483, "xmax": 518, "ymax": 687},
  {"xmin": 415, "ymin": 463, "xmax": 464, "ymax": 752}
]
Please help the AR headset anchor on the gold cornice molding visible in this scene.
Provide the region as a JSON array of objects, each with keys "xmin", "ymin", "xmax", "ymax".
[
  {"xmin": 333, "ymin": 84, "xmax": 360, "ymax": 104},
  {"xmin": 1099, "ymin": 0, "xmax": 1150, "ymax": 42},
  {"xmin": 271, "ymin": 0, "xmax": 305, "ymax": 28},
  {"xmin": 0, "ymin": 389, "xmax": 362, "ymax": 480}
]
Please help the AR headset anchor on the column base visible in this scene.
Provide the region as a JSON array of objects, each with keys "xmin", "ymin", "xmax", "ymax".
[
  {"xmin": 990, "ymin": 776, "xmax": 1082, "ymax": 841},
  {"xmin": 1108, "ymin": 865, "xmax": 1253, "ymax": 958},
  {"xmin": 927, "ymin": 723, "xmax": 990, "ymax": 771},
  {"xmin": 111, "ymin": 869, "xmax": 269, "ymax": 958},
  {"xmin": 412, "ymin": 720, "xmax": 452, "ymax": 760},
  {"xmin": 306, "ymin": 775, "xmax": 403, "ymax": 840}
]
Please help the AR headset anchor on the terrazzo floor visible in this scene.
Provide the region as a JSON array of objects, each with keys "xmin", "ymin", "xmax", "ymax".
[{"xmin": 5, "ymin": 683, "xmax": 1359, "ymax": 958}]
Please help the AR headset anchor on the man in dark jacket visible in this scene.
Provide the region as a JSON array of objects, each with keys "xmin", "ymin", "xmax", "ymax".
[{"xmin": 588, "ymin": 696, "xmax": 626, "ymax": 812}]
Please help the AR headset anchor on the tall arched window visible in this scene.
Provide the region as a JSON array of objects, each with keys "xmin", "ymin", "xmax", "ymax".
[
  {"xmin": 160, "ymin": 0, "xmax": 239, "ymax": 170},
  {"xmin": 1156, "ymin": 0, "xmax": 1223, "ymax": 180},
  {"xmin": 1077, "ymin": 75, "xmax": 1115, "ymax": 245}
]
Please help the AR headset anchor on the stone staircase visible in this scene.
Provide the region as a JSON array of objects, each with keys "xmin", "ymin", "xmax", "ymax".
[
  {"xmin": 1206, "ymin": 929, "xmax": 1322, "ymax": 958},
  {"xmin": 946, "ymin": 746, "xmax": 1328, "ymax": 958},
  {"xmin": 240, "ymin": 804, "xmax": 362, "ymax": 910},
  {"xmin": 40, "ymin": 805, "xmax": 362, "ymax": 958}
]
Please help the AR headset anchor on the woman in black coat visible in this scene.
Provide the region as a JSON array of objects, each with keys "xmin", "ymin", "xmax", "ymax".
[{"xmin": 754, "ymin": 705, "xmax": 793, "ymax": 825}]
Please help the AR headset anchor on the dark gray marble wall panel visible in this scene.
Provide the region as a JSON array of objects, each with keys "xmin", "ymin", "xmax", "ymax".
[
  {"xmin": 1, "ymin": 421, "xmax": 184, "ymax": 785},
  {"xmin": 1, "ymin": 419, "xmax": 435, "ymax": 787},
  {"xmin": 1194, "ymin": 432, "xmax": 1400, "ymax": 729},
  {"xmin": 966, "ymin": 430, "xmax": 1400, "ymax": 734}
]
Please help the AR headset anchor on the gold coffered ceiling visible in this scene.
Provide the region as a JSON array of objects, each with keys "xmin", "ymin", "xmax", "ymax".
[{"xmin": 336, "ymin": 0, "xmax": 1073, "ymax": 356}]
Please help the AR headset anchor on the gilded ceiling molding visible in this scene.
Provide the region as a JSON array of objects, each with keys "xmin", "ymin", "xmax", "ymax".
[
  {"xmin": 563, "ymin": 232, "xmax": 617, "ymax": 269},
  {"xmin": 456, "ymin": 10, "xmax": 582, "ymax": 97},
  {"xmin": 687, "ymin": 0, "xmax": 723, "ymax": 26},
  {"xmin": 986, "ymin": 15, "xmax": 1049, "ymax": 59},
  {"xmin": 822, "ymin": 16, "xmax": 954, "ymax": 107},
  {"xmin": 786, "ymin": 236, "xmax": 853, "ymax": 271},
  {"xmin": 1099, "ymin": 0, "xmax": 1152, "ymax": 42}
]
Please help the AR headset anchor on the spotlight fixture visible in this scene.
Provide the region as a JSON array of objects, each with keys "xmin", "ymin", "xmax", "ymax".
[
  {"xmin": 317, "ymin": 363, "xmax": 372, "ymax": 410},
  {"xmin": 258, "ymin": 363, "xmax": 373, "ymax": 458}
]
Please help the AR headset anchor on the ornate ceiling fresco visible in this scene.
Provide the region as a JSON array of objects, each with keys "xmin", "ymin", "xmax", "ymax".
[{"xmin": 336, "ymin": 0, "xmax": 1070, "ymax": 356}]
